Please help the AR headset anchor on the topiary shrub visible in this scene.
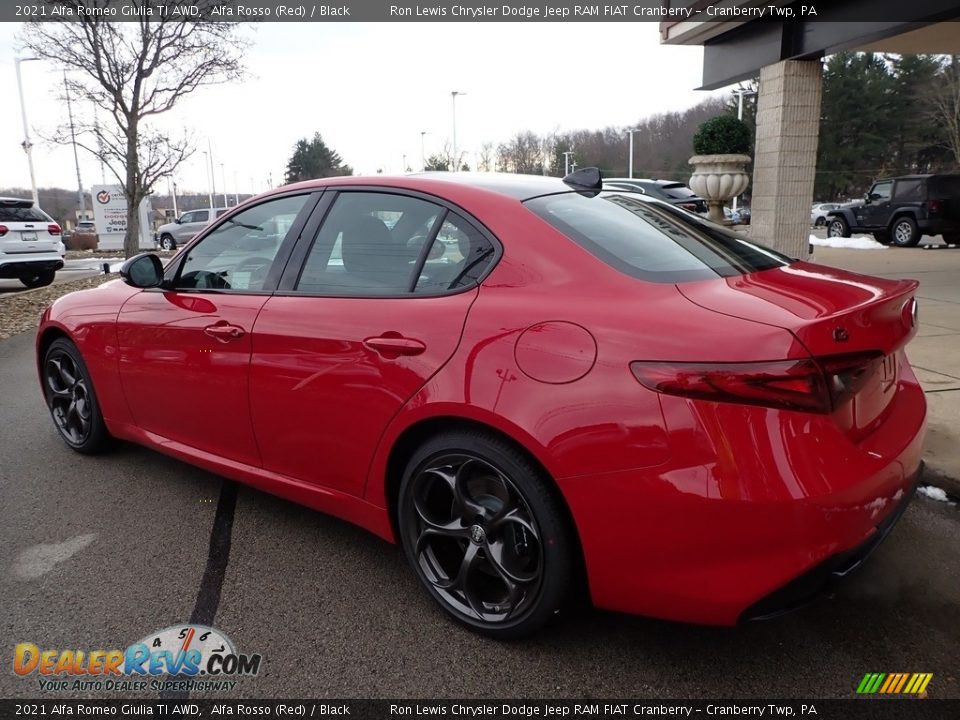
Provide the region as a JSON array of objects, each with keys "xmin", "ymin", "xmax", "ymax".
[{"xmin": 692, "ymin": 115, "xmax": 751, "ymax": 155}]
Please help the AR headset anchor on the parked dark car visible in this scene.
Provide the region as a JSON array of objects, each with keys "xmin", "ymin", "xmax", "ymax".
[
  {"xmin": 827, "ymin": 175, "xmax": 960, "ymax": 247},
  {"xmin": 603, "ymin": 178, "xmax": 708, "ymax": 214}
]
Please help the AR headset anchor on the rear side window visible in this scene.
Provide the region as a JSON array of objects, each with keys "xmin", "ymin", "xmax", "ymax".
[
  {"xmin": 0, "ymin": 206, "xmax": 49, "ymax": 222},
  {"xmin": 659, "ymin": 183, "xmax": 699, "ymax": 200},
  {"xmin": 893, "ymin": 179, "xmax": 923, "ymax": 201},
  {"xmin": 525, "ymin": 192, "xmax": 790, "ymax": 283}
]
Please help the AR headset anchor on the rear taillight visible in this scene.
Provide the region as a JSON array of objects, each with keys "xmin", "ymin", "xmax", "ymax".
[
  {"xmin": 48, "ymin": 224, "xmax": 61, "ymax": 235},
  {"xmin": 0, "ymin": 225, "xmax": 7, "ymax": 237},
  {"xmin": 631, "ymin": 351, "xmax": 883, "ymax": 414},
  {"xmin": 927, "ymin": 199, "xmax": 942, "ymax": 214},
  {"xmin": 678, "ymin": 203, "xmax": 698, "ymax": 212}
]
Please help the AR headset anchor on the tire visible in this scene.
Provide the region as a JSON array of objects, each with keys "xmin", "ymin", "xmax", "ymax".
[
  {"xmin": 19, "ymin": 270, "xmax": 56, "ymax": 289},
  {"xmin": 891, "ymin": 216, "xmax": 920, "ymax": 247},
  {"xmin": 397, "ymin": 430, "xmax": 574, "ymax": 639},
  {"xmin": 814, "ymin": 217, "xmax": 826, "ymax": 227},
  {"xmin": 943, "ymin": 233, "xmax": 960, "ymax": 246},
  {"xmin": 159, "ymin": 234, "xmax": 177, "ymax": 251},
  {"xmin": 828, "ymin": 217, "xmax": 850, "ymax": 238},
  {"xmin": 42, "ymin": 338, "xmax": 112, "ymax": 454},
  {"xmin": 873, "ymin": 230, "xmax": 891, "ymax": 245}
]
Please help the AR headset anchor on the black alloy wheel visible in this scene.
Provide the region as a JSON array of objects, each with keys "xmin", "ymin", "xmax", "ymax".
[
  {"xmin": 43, "ymin": 338, "xmax": 111, "ymax": 454},
  {"xmin": 399, "ymin": 432, "xmax": 573, "ymax": 638}
]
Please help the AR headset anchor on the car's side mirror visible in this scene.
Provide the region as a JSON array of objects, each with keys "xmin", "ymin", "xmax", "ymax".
[
  {"xmin": 174, "ymin": 218, "xmax": 182, "ymax": 224},
  {"xmin": 120, "ymin": 253, "xmax": 165, "ymax": 288}
]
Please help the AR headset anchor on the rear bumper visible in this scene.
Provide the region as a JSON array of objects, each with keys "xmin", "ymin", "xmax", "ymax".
[
  {"xmin": 0, "ymin": 257, "xmax": 64, "ymax": 278},
  {"xmin": 739, "ymin": 465, "xmax": 920, "ymax": 622},
  {"xmin": 559, "ymin": 372, "xmax": 926, "ymax": 626}
]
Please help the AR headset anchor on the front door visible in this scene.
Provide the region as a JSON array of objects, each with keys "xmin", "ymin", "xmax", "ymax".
[
  {"xmin": 249, "ymin": 190, "xmax": 497, "ymax": 495},
  {"xmin": 860, "ymin": 180, "xmax": 893, "ymax": 228},
  {"xmin": 116, "ymin": 194, "xmax": 314, "ymax": 466}
]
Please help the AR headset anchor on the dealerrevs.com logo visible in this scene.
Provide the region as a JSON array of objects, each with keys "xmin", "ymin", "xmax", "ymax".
[{"xmin": 13, "ymin": 625, "xmax": 262, "ymax": 693}]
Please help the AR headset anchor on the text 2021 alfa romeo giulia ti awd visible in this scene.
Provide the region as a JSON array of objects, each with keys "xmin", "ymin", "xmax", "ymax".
[{"xmin": 37, "ymin": 169, "xmax": 925, "ymax": 637}]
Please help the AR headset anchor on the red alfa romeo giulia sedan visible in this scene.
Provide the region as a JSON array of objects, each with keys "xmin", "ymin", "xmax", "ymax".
[{"xmin": 36, "ymin": 170, "xmax": 925, "ymax": 637}]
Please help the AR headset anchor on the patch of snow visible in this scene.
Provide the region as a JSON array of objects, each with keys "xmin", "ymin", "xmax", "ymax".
[
  {"xmin": 810, "ymin": 234, "xmax": 887, "ymax": 251},
  {"xmin": 918, "ymin": 485, "xmax": 951, "ymax": 503}
]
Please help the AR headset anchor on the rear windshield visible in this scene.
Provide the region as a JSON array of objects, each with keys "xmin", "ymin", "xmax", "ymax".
[
  {"xmin": 659, "ymin": 183, "xmax": 699, "ymax": 200},
  {"xmin": 525, "ymin": 192, "xmax": 791, "ymax": 283},
  {"xmin": 0, "ymin": 206, "xmax": 49, "ymax": 222}
]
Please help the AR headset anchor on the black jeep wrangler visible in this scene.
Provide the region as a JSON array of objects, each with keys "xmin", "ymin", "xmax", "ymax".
[{"xmin": 827, "ymin": 174, "xmax": 960, "ymax": 247}]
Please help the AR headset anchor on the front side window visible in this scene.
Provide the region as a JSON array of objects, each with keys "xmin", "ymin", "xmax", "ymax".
[
  {"xmin": 176, "ymin": 194, "xmax": 308, "ymax": 292},
  {"xmin": 870, "ymin": 181, "xmax": 893, "ymax": 201},
  {"xmin": 525, "ymin": 192, "xmax": 790, "ymax": 283},
  {"xmin": 296, "ymin": 192, "xmax": 443, "ymax": 296}
]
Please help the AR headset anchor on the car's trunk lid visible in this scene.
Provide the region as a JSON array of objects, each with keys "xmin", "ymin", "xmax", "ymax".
[{"xmin": 677, "ymin": 261, "xmax": 919, "ymax": 439}]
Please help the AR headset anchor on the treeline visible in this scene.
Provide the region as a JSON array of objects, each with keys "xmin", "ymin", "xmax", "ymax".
[
  {"xmin": 816, "ymin": 53, "xmax": 959, "ymax": 199},
  {"xmin": 428, "ymin": 52, "xmax": 959, "ymax": 202}
]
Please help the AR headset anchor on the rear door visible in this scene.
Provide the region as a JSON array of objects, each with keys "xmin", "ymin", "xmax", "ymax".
[
  {"xmin": 0, "ymin": 199, "xmax": 59, "ymax": 255},
  {"xmin": 249, "ymin": 189, "xmax": 498, "ymax": 496}
]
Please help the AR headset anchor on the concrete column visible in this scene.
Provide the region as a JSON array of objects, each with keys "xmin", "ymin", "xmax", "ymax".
[{"xmin": 750, "ymin": 59, "xmax": 823, "ymax": 258}]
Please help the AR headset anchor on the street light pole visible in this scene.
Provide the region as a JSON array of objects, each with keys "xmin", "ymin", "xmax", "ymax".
[
  {"xmin": 63, "ymin": 71, "xmax": 86, "ymax": 218},
  {"xmin": 420, "ymin": 131, "xmax": 427, "ymax": 170},
  {"xmin": 15, "ymin": 57, "xmax": 40, "ymax": 206},
  {"xmin": 562, "ymin": 150, "xmax": 574, "ymax": 176},
  {"xmin": 201, "ymin": 151, "xmax": 213, "ymax": 210},
  {"xmin": 732, "ymin": 89, "xmax": 758, "ymax": 212},
  {"xmin": 627, "ymin": 128, "xmax": 640, "ymax": 179},
  {"xmin": 451, "ymin": 91, "xmax": 466, "ymax": 171},
  {"xmin": 220, "ymin": 163, "xmax": 228, "ymax": 207},
  {"xmin": 207, "ymin": 139, "xmax": 217, "ymax": 208}
]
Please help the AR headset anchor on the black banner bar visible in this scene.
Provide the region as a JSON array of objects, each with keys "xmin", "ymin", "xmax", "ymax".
[
  {"xmin": 5, "ymin": 0, "xmax": 960, "ymax": 23},
  {"xmin": 1, "ymin": 700, "xmax": 959, "ymax": 720}
]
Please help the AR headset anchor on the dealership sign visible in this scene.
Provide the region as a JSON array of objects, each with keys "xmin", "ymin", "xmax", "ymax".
[{"xmin": 90, "ymin": 185, "xmax": 153, "ymax": 250}]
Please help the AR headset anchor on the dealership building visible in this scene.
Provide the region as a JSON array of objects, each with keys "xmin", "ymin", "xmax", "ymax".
[{"xmin": 661, "ymin": 0, "xmax": 960, "ymax": 257}]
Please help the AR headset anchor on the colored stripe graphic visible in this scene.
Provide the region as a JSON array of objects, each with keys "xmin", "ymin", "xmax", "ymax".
[{"xmin": 857, "ymin": 672, "xmax": 932, "ymax": 694}]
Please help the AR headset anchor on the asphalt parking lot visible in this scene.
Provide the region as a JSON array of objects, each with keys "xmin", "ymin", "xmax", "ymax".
[{"xmin": 1, "ymin": 245, "xmax": 959, "ymax": 700}]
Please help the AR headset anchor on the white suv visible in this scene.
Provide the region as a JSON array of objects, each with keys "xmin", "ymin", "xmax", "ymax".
[{"xmin": 0, "ymin": 197, "xmax": 65, "ymax": 288}]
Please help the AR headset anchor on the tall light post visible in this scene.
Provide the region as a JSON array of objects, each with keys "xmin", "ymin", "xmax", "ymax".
[
  {"xmin": 62, "ymin": 71, "xmax": 86, "ymax": 219},
  {"xmin": 201, "ymin": 151, "xmax": 213, "ymax": 209},
  {"xmin": 562, "ymin": 150, "xmax": 574, "ymax": 176},
  {"xmin": 420, "ymin": 131, "xmax": 427, "ymax": 170},
  {"xmin": 220, "ymin": 162, "xmax": 228, "ymax": 207},
  {"xmin": 732, "ymin": 88, "xmax": 757, "ymax": 212},
  {"xmin": 233, "ymin": 170, "xmax": 239, "ymax": 206},
  {"xmin": 626, "ymin": 128, "xmax": 640, "ymax": 179},
  {"xmin": 207, "ymin": 139, "xmax": 217, "ymax": 207},
  {"xmin": 451, "ymin": 91, "xmax": 466, "ymax": 171},
  {"xmin": 402, "ymin": 154, "xmax": 408, "ymax": 173},
  {"xmin": 15, "ymin": 56, "xmax": 41, "ymax": 206}
]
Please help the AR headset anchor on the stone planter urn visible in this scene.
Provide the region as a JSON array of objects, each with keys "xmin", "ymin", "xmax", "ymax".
[{"xmin": 688, "ymin": 154, "xmax": 751, "ymax": 223}]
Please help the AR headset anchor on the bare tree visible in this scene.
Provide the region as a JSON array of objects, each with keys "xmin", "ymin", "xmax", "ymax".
[
  {"xmin": 19, "ymin": 1, "xmax": 247, "ymax": 257},
  {"xmin": 932, "ymin": 55, "xmax": 960, "ymax": 169}
]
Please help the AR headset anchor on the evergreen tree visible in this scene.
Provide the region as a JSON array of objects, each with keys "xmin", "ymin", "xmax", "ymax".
[{"xmin": 284, "ymin": 133, "xmax": 352, "ymax": 183}]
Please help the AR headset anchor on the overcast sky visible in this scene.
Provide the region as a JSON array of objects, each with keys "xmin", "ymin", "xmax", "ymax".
[{"xmin": 1, "ymin": 22, "xmax": 721, "ymax": 199}]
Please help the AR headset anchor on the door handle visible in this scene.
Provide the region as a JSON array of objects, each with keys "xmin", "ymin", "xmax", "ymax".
[
  {"xmin": 204, "ymin": 322, "xmax": 246, "ymax": 342},
  {"xmin": 363, "ymin": 334, "xmax": 426, "ymax": 358}
]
